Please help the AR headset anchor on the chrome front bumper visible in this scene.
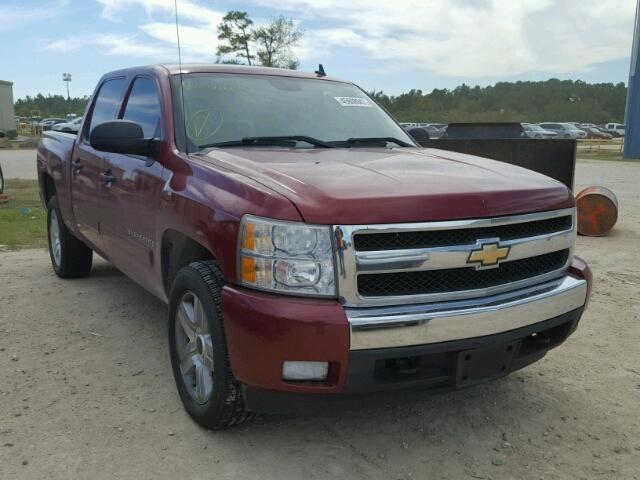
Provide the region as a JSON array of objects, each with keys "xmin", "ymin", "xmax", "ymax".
[{"xmin": 347, "ymin": 275, "xmax": 588, "ymax": 350}]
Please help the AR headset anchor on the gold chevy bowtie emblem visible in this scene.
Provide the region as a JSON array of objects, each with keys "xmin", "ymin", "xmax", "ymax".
[{"xmin": 467, "ymin": 242, "xmax": 510, "ymax": 268}]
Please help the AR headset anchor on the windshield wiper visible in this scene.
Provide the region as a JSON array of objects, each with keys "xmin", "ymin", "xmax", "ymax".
[
  {"xmin": 199, "ymin": 135, "xmax": 335, "ymax": 150},
  {"xmin": 344, "ymin": 137, "xmax": 414, "ymax": 147}
]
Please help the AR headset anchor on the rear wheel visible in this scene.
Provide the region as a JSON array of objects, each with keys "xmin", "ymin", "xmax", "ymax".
[
  {"xmin": 47, "ymin": 196, "xmax": 93, "ymax": 278},
  {"xmin": 168, "ymin": 260, "xmax": 252, "ymax": 429}
]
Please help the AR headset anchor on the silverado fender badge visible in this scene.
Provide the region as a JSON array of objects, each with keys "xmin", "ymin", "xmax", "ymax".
[{"xmin": 467, "ymin": 241, "xmax": 510, "ymax": 269}]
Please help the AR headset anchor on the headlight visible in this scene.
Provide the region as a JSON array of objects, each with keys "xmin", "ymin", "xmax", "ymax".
[{"xmin": 238, "ymin": 215, "xmax": 336, "ymax": 297}]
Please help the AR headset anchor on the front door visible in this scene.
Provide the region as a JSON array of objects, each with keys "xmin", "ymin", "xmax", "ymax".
[
  {"xmin": 71, "ymin": 77, "xmax": 127, "ymax": 252},
  {"xmin": 100, "ymin": 76, "xmax": 165, "ymax": 288}
]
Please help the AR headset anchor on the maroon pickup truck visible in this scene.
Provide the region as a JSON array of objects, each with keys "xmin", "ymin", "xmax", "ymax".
[{"xmin": 37, "ymin": 64, "xmax": 592, "ymax": 429}]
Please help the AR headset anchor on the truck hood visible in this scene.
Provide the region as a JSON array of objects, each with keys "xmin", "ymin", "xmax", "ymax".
[{"xmin": 200, "ymin": 147, "xmax": 573, "ymax": 225}]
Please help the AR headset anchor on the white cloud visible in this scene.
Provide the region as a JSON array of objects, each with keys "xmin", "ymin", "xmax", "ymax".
[
  {"xmin": 251, "ymin": 0, "xmax": 635, "ymax": 77},
  {"xmin": 41, "ymin": 0, "xmax": 636, "ymax": 79},
  {"xmin": 44, "ymin": 33, "xmax": 174, "ymax": 59},
  {"xmin": 0, "ymin": 0, "xmax": 70, "ymax": 32},
  {"xmin": 96, "ymin": 0, "xmax": 223, "ymax": 25},
  {"xmin": 92, "ymin": 0, "xmax": 224, "ymax": 61},
  {"xmin": 139, "ymin": 22, "xmax": 218, "ymax": 59}
]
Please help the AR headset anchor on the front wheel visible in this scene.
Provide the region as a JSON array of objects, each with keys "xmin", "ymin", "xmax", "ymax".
[
  {"xmin": 168, "ymin": 260, "xmax": 252, "ymax": 429},
  {"xmin": 47, "ymin": 196, "xmax": 93, "ymax": 278}
]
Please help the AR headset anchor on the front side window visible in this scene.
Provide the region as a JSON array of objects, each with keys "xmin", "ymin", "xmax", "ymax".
[
  {"xmin": 122, "ymin": 77, "xmax": 162, "ymax": 138},
  {"xmin": 172, "ymin": 73, "xmax": 413, "ymax": 150},
  {"xmin": 88, "ymin": 78, "xmax": 127, "ymax": 135}
]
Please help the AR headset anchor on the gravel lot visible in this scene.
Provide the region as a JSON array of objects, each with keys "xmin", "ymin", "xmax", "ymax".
[
  {"xmin": 0, "ymin": 149, "xmax": 37, "ymax": 181},
  {"xmin": 1, "ymin": 159, "xmax": 639, "ymax": 479}
]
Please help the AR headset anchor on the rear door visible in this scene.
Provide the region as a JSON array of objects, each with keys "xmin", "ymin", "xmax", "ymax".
[
  {"xmin": 71, "ymin": 77, "xmax": 127, "ymax": 252},
  {"xmin": 99, "ymin": 76, "xmax": 166, "ymax": 287}
]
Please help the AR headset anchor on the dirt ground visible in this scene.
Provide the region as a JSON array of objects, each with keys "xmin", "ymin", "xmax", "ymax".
[
  {"xmin": 0, "ymin": 149, "xmax": 37, "ymax": 181},
  {"xmin": 1, "ymin": 158, "xmax": 639, "ymax": 480}
]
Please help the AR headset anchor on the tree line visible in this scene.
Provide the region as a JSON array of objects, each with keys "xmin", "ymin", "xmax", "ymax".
[
  {"xmin": 14, "ymin": 94, "xmax": 90, "ymax": 119},
  {"xmin": 372, "ymin": 79, "xmax": 627, "ymax": 124},
  {"xmin": 15, "ymin": 79, "xmax": 626, "ymax": 124}
]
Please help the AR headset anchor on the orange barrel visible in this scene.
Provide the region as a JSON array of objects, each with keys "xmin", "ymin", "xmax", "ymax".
[{"xmin": 576, "ymin": 186, "xmax": 618, "ymax": 236}]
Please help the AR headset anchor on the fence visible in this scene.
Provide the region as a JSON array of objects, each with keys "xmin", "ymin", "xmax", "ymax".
[
  {"xmin": 576, "ymin": 138, "xmax": 624, "ymax": 157},
  {"xmin": 17, "ymin": 123, "xmax": 43, "ymax": 137}
]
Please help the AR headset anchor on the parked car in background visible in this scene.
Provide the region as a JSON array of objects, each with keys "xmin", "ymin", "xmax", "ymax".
[
  {"xmin": 402, "ymin": 124, "xmax": 444, "ymax": 139},
  {"xmin": 579, "ymin": 126, "xmax": 613, "ymax": 140},
  {"xmin": 39, "ymin": 118, "xmax": 67, "ymax": 131},
  {"xmin": 442, "ymin": 122, "xmax": 525, "ymax": 139},
  {"xmin": 603, "ymin": 123, "xmax": 625, "ymax": 137},
  {"xmin": 538, "ymin": 123, "xmax": 587, "ymax": 139},
  {"xmin": 52, "ymin": 117, "xmax": 83, "ymax": 133},
  {"xmin": 522, "ymin": 123, "xmax": 558, "ymax": 139}
]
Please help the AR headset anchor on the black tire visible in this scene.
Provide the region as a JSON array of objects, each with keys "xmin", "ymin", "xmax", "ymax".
[
  {"xmin": 46, "ymin": 196, "xmax": 93, "ymax": 278},
  {"xmin": 0, "ymin": 165, "xmax": 4, "ymax": 194},
  {"xmin": 168, "ymin": 260, "xmax": 252, "ymax": 429}
]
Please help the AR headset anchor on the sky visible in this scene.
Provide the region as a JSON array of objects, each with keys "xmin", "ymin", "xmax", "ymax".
[{"xmin": 1, "ymin": 0, "xmax": 637, "ymax": 100}]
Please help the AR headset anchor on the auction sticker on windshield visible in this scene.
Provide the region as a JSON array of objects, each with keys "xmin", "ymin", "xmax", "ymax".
[{"xmin": 334, "ymin": 96, "xmax": 372, "ymax": 107}]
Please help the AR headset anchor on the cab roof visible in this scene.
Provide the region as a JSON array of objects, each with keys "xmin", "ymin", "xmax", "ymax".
[{"xmin": 103, "ymin": 63, "xmax": 347, "ymax": 84}]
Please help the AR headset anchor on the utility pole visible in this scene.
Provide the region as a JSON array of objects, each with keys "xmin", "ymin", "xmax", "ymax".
[
  {"xmin": 63, "ymin": 73, "xmax": 72, "ymax": 100},
  {"xmin": 624, "ymin": 0, "xmax": 640, "ymax": 159}
]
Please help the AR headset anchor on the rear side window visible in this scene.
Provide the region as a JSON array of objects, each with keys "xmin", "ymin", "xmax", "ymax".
[
  {"xmin": 88, "ymin": 78, "xmax": 127, "ymax": 135},
  {"xmin": 122, "ymin": 77, "xmax": 162, "ymax": 138}
]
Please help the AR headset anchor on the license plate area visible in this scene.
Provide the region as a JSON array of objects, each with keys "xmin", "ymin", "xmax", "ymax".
[{"xmin": 455, "ymin": 341, "xmax": 520, "ymax": 387}]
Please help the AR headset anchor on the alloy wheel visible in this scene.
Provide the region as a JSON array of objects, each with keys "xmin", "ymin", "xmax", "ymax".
[
  {"xmin": 175, "ymin": 291, "xmax": 215, "ymax": 404},
  {"xmin": 49, "ymin": 210, "xmax": 62, "ymax": 267}
]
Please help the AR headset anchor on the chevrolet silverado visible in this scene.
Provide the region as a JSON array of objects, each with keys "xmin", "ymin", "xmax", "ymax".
[{"xmin": 37, "ymin": 64, "xmax": 592, "ymax": 429}]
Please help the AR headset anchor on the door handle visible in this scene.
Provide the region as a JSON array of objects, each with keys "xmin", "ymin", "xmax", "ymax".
[
  {"xmin": 72, "ymin": 158, "xmax": 83, "ymax": 175},
  {"xmin": 101, "ymin": 171, "xmax": 116, "ymax": 186}
]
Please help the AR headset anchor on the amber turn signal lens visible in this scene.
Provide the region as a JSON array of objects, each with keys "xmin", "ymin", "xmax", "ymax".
[
  {"xmin": 241, "ymin": 256, "xmax": 256, "ymax": 284},
  {"xmin": 242, "ymin": 222, "xmax": 256, "ymax": 251}
]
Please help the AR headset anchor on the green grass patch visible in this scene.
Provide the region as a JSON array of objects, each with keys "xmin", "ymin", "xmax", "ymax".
[{"xmin": 0, "ymin": 179, "xmax": 47, "ymax": 249}]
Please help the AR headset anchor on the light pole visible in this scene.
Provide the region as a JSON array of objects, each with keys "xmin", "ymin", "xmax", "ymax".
[{"xmin": 63, "ymin": 73, "xmax": 72, "ymax": 100}]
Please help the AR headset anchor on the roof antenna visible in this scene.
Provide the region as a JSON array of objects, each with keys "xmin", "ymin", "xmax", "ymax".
[
  {"xmin": 315, "ymin": 64, "xmax": 326, "ymax": 77},
  {"xmin": 174, "ymin": 0, "xmax": 188, "ymax": 154}
]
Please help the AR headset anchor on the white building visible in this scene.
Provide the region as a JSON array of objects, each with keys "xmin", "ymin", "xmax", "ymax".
[{"xmin": 0, "ymin": 80, "xmax": 16, "ymax": 132}]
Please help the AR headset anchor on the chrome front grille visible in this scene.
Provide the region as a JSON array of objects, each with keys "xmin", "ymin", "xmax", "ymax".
[
  {"xmin": 353, "ymin": 215, "xmax": 573, "ymax": 251},
  {"xmin": 333, "ymin": 208, "xmax": 576, "ymax": 307},
  {"xmin": 357, "ymin": 249, "xmax": 570, "ymax": 297}
]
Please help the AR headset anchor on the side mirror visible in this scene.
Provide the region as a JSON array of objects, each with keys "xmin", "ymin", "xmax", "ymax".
[
  {"xmin": 90, "ymin": 120, "xmax": 159, "ymax": 159},
  {"xmin": 408, "ymin": 127, "xmax": 430, "ymax": 146}
]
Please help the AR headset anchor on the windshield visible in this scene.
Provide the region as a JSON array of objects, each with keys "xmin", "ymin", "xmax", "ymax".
[{"xmin": 171, "ymin": 73, "xmax": 413, "ymax": 150}]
